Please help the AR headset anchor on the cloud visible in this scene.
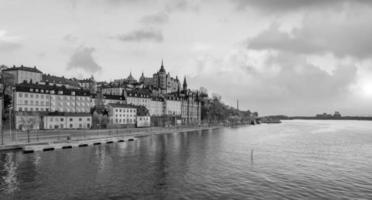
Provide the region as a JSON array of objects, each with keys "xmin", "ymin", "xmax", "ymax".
[
  {"xmin": 232, "ymin": 0, "xmax": 372, "ymax": 12},
  {"xmin": 189, "ymin": 50, "xmax": 358, "ymax": 115},
  {"xmin": 67, "ymin": 46, "xmax": 102, "ymax": 73},
  {"xmin": 165, "ymin": 0, "xmax": 200, "ymax": 12},
  {"xmin": 63, "ymin": 34, "xmax": 78, "ymax": 43},
  {"xmin": 140, "ymin": 11, "xmax": 169, "ymax": 25},
  {"xmin": 116, "ymin": 28, "xmax": 163, "ymax": 42},
  {"xmin": 247, "ymin": 10, "xmax": 372, "ymax": 59},
  {"xmin": 0, "ymin": 30, "xmax": 22, "ymax": 52}
]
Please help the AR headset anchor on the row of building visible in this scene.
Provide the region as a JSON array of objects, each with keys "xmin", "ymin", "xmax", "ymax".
[{"xmin": 1, "ymin": 61, "xmax": 201, "ymax": 130}]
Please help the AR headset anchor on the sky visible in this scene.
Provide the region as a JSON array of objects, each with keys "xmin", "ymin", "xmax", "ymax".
[{"xmin": 1, "ymin": 0, "xmax": 372, "ymax": 116}]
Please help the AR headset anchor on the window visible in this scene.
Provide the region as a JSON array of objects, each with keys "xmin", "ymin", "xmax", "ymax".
[
  {"xmin": 19, "ymin": 107, "xmax": 22, "ymax": 111},
  {"xmin": 87, "ymin": 118, "xmax": 90, "ymax": 121},
  {"xmin": 25, "ymin": 108, "xmax": 28, "ymax": 111},
  {"xmin": 61, "ymin": 118, "xmax": 64, "ymax": 122},
  {"xmin": 30, "ymin": 108, "xmax": 33, "ymax": 111},
  {"xmin": 70, "ymin": 124, "xmax": 73, "ymax": 128},
  {"xmin": 19, "ymin": 93, "xmax": 23, "ymax": 97},
  {"xmin": 35, "ymin": 108, "xmax": 39, "ymax": 111},
  {"xmin": 70, "ymin": 118, "xmax": 73, "ymax": 122},
  {"xmin": 30, "ymin": 94, "xmax": 33, "ymax": 98},
  {"xmin": 79, "ymin": 118, "xmax": 82, "ymax": 121},
  {"xmin": 25, "ymin": 93, "xmax": 28, "ymax": 98},
  {"xmin": 79, "ymin": 124, "xmax": 82, "ymax": 128},
  {"xmin": 24, "ymin": 100, "xmax": 28, "ymax": 105}
]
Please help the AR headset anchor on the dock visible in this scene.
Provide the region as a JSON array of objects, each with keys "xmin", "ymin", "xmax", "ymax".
[{"xmin": 22, "ymin": 136, "xmax": 136, "ymax": 154}]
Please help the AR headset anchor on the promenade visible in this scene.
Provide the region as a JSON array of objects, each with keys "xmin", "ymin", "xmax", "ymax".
[{"xmin": 0, "ymin": 125, "xmax": 223, "ymax": 151}]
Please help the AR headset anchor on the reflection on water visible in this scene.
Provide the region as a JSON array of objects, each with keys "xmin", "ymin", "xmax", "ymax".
[
  {"xmin": 0, "ymin": 153, "xmax": 19, "ymax": 195},
  {"xmin": 1, "ymin": 121, "xmax": 372, "ymax": 200}
]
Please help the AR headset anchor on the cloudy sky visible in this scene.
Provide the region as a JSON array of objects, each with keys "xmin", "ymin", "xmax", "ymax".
[{"xmin": 1, "ymin": 0, "xmax": 372, "ymax": 116}]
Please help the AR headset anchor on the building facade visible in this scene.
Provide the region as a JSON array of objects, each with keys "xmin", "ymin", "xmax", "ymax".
[
  {"xmin": 136, "ymin": 116, "xmax": 151, "ymax": 127},
  {"xmin": 107, "ymin": 103, "xmax": 137, "ymax": 126},
  {"xmin": 164, "ymin": 95, "xmax": 182, "ymax": 116},
  {"xmin": 149, "ymin": 97, "xmax": 164, "ymax": 116},
  {"xmin": 43, "ymin": 113, "xmax": 92, "ymax": 129},
  {"xmin": 3, "ymin": 65, "xmax": 42, "ymax": 84},
  {"xmin": 14, "ymin": 82, "xmax": 92, "ymax": 113},
  {"xmin": 152, "ymin": 61, "xmax": 180, "ymax": 94}
]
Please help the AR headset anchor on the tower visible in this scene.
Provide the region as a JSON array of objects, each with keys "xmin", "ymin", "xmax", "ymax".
[{"xmin": 183, "ymin": 76, "xmax": 187, "ymax": 91}]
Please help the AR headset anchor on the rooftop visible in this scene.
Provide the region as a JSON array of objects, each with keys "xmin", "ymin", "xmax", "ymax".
[
  {"xmin": 3, "ymin": 65, "xmax": 42, "ymax": 73},
  {"xmin": 15, "ymin": 82, "xmax": 91, "ymax": 96},
  {"xmin": 108, "ymin": 103, "xmax": 137, "ymax": 109}
]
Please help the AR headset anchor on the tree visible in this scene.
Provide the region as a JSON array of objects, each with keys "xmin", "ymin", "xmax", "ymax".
[
  {"xmin": 20, "ymin": 116, "xmax": 38, "ymax": 143},
  {"xmin": 136, "ymin": 105, "xmax": 149, "ymax": 116}
]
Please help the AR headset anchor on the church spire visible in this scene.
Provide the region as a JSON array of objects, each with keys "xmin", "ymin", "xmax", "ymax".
[
  {"xmin": 159, "ymin": 59, "xmax": 166, "ymax": 73},
  {"xmin": 183, "ymin": 76, "xmax": 187, "ymax": 91}
]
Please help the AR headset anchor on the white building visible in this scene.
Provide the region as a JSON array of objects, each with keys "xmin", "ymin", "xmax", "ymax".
[
  {"xmin": 43, "ymin": 114, "xmax": 92, "ymax": 129},
  {"xmin": 150, "ymin": 97, "xmax": 164, "ymax": 116},
  {"xmin": 107, "ymin": 103, "xmax": 137, "ymax": 126},
  {"xmin": 136, "ymin": 116, "xmax": 151, "ymax": 127},
  {"xmin": 14, "ymin": 82, "xmax": 92, "ymax": 113},
  {"xmin": 3, "ymin": 65, "xmax": 42, "ymax": 84},
  {"xmin": 164, "ymin": 96, "xmax": 181, "ymax": 116}
]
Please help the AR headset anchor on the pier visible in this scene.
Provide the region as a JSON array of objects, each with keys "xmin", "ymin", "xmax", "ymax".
[{"xmin": 22, "ymin": 136, "xmax": 136, "ymax": 154}]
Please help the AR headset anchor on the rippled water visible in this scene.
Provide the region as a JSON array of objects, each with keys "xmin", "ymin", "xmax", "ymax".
[{"xmin": 1, "ymin": 120, "xmax": 372, "ymax": 199}]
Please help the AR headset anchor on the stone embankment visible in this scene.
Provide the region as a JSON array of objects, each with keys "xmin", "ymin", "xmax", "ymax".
[{"xmin": 0, "ymin": 125, "xmax": 223, "ymax": 152}]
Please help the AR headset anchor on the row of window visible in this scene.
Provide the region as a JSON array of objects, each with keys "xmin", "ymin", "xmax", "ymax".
[
  {"xmin": 115, "ymin": 118, "xmax": 134, "ymax": 123},
  {"xmin": 115, "ymin": 108, "xmax": 136, "ymax": 113},
  {"xmin": 18, "ymin": 107, "xmax": 49, "ymax": 112},
  {"xmin": 49, "ymin": 123, "xmax": 90, "ymax": 129},
  {"xmin": 19, "ymin": 93, "xmax": 47, "ymax": 98},
  {"xmin": 49, "ymin": 117, "xmax": 90, "ymax": 122},
  {"xmin": 21, "ymin": 100, "xmax": 49, "ymax": 106},
  {"xmin": 115, "ymin": 114, "xmax": 135, "ymax": 118},
  {"xmin": 18, "ymin": 93, "xmax": 90, "ymax": 101}
]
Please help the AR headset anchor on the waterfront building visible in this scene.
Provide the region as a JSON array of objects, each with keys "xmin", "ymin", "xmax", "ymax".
[
  {"xmin": 107, "ymin": 103, "xmax": 137, "ymax": 127},
  {"xmin": 15, "ymin": 113, "xmax": 41, "ymax": 130},
  {"xmin": 14, "ymin": 82, "xmax": 92, "ymax": 113},
  {"xmin": 43, "ymin": 113, "xmax": 92, "ymax": 129},
  {"xmin": 136, "ymin": 116, "xmax": 151, "ymax": 127},
  {"xmin": 164, "ymin": 95, "xmax": 182, "ymax": 116},
  {"xmin": 3, "ymin": 65, "xmax": 42, "ymax": 84},
  {"xmin": 179, "ymin": 78, "xmax": 201, "ymax": 124},
  {"xmin": 149, "ymin": 97, "xmax": 164, "ymax": 116}
]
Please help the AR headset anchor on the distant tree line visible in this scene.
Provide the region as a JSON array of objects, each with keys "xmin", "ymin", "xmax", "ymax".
[{"xmin": 199, "ymin": 89, "xmax": 258, "ymax": 124}]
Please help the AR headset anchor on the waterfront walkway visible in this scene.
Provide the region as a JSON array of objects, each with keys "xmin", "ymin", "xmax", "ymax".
[{"xmin": 0, "ymin": 125, "xmax": 223, "ymax": 151}]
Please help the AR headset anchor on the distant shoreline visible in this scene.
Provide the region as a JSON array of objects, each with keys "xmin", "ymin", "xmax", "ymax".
[{"xmin": 284, "ymin": 117, "xmax": 372, "ymax": 121}]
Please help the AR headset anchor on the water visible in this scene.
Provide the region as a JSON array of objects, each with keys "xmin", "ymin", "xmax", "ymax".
[{"xmin": 1, "ymin": 120, "xmax": 372, "ymax": 199}]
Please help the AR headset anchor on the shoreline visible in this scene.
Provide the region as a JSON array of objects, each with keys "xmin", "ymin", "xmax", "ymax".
[{"xmin": 0, "ymin": 125, "xmax": 225, "ymax": 152}]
